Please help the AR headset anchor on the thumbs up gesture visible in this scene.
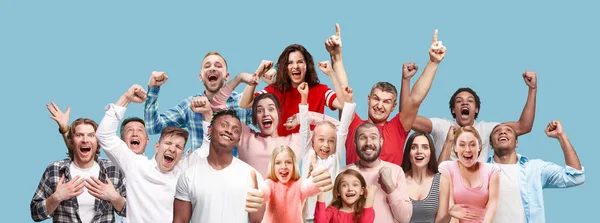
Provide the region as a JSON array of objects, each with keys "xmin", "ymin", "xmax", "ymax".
[
  {"xmin": 310, "ymin": 154, "xmax": 333, "ymax": 192},
  {"xmin": 245, "ymin": 171, "xmax": 264, "ymax": 213},
  {"xmin": 429, "ymin": 29, "xmax": 447, "ymax": 63}
]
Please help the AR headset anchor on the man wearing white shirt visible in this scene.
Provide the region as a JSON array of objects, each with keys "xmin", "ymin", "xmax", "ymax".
[
  {"xmin": 173, "ymin": 109, "xmax": 265, "ymax": 223},
  {"xmin": 412, "ymin": 71, "xmax": 538, "ymax": 163},
  {"xmin": 96, "ymin": 84, "xmax": 192, "ymax": 223}
]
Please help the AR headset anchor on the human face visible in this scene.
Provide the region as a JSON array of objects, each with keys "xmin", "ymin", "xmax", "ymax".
[
  {"xmin": 312, "ymin": 124, "xmax": 336, "ymax": 159},
  {"xmin": 200, "ymin": 55, "xmax": 230, "ymax": 93},
  {"xmin": 287, "ymin": 51, "xmax": 307, "ymax": 88},
  {"xmin": 255, "ymin": 98, "xmax": 279, "ymax": 136},
  {"xmin": 72, "ymin": 124, "xmax": 99, "ymax": 167},
  {"xmin": 410, "ymin": 135, "xmax": 431, "ymax": 169},
  {"xmin": 122, "ymin": 121, "xmax": 148, "ymax": 154},
  {"xmin": 356, "ymin": 126, "xmax": 383, "ymax": 162},
  {"xmin": 337, "ymin": 174, "xmax": 364, "ymax": 207},
  {"xmin": 209, "ymin": 115, "xmax": 242, "ymax": 152},
  {"xmin": 490, "ymin": 124, "xmax": 518, "ymax": 151},
  {"xmin": 452, "ymin": 91, "xmax": 478, "ymax": 127},
  {"xmin": 454, "ymin": 132, "xmax": 481, "ymax": 168},
  {"xmin": 367, "ymin": 88, "xmax": 397, "ymax": 124},
  {"xmin": 274, "ymin": 151, "xmax": 294, "ymax": 183},
  {"xmin": 154, "ymin": 135, "xmax": 185, "ymax": 172}
]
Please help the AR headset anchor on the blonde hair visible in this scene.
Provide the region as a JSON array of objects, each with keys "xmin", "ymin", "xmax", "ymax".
[
  {"xmin": 267, "ymin": 146, "xmax": 301, "ymax": 182},
  {"xmin": 453, "ymin": 126, "xmax": 483, "ymax": 157},
  {"xmin": 312, "ymin": 121, "xmax": 338, "ymax": 154}
]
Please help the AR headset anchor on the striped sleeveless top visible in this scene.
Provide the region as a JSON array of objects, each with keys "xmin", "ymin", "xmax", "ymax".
[{"xmin": 409, "ymin": 173, "xmax": 440, "ymax": 223}]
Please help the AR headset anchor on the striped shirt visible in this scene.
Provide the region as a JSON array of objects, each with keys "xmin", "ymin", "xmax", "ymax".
[
  {"xmin": 144, "ymin": 86, "xmax": 257, "ymax": 157},
  {"xmin": 409, "ymin": 173, "xmax": 440, "ymax": 223}
]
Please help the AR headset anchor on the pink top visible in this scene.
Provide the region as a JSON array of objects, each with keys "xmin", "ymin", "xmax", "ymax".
[
  {"xmin": 438, "ymin": 161, "xmax": 500, "ymax": 223},
  {"xmin": 344, "ymin": 161, "xmax": 413, "ymax": 223},
  {"xmin": 314, "ymin": 201, "xmax": 375, "ymax": 223},
  {"xmin": 260, "ymin": 178, "xmax": 320, "ymax": 223},
  {"xmin": 211, "ymin": 84, "xmax": 310, "ymax": 177}
]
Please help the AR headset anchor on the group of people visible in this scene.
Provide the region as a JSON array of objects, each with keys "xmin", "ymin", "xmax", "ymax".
[{"xmin": 30, "ymin": 24, "xmax": 585, "ymax": 223}]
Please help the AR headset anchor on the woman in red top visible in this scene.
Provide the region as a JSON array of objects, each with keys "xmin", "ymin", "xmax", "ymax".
[{"xmin": 239, "ymin": 43, "xmax": 344, "ymax": 136}]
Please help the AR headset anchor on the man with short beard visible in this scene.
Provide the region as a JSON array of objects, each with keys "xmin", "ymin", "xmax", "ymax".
[
  {"xmin": 97, "ymin": 84, "xmax": 191, "ymax": 223},
  {"xmin": 31, "ymin": 118, "xmax": 127, "ymax": 223},
  {"xmin": 144, "ymin": 52, "xmax": 256, "ymax": 157},
  {"xmin": 344, "ymin": 123, "xmax": 413, "ymax": 223},
  {"xmin": 487, "ymin": 122, "xmax": 584, "ymax": 223}
]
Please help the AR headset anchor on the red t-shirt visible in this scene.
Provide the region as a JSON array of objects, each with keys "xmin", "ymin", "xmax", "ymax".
[
  {"xmin": 345, "ymin": 112, "xmax": 409, "ymax": 166},
  {"xmin": 314, "ymin": 201, "xmax": 375, "ymax": 223},
  {"xmin": 255, "ymin": 83, "xmax": 337, "ymax": 136}
]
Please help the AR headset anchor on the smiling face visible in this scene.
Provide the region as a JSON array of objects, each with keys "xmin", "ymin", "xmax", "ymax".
[
  {"xmin": 409, "ymin": 135, "xmax": 432, "ymax": 169},
  {"xmin": 355, "ymin": 125, "xmax": 383, "ymax": 163},
  {"xmin": 122, "ymin": 121, "xmax": 148, "ymax": 154},
  {"xmin": 451, "ymin": 91, "xmax": 479, "ymax": 127},
  {"xmin": 254, "ymin": 97, "xmax": 280, "ymax": 137},
  {"xmin": 209, "ymin": 114, "xmax": 242, "ymax": 153},
  {"xmin": 286, "ymin": 51, "xmax": 307, "ymax": 88},
  {"xmin": 454, "ymin": 131, "xmax": 482, "ymax": 168},
  {"xmin": 367, "ymin": 87, "xmax": 397, "ymax": 125},
  {"xmin": 71, "ymin": 124, "xmax": 99, "ymax": 167},
  {"xmin": 490, "ymin": 124, "xmax": 518, "ymax": 152},
  {"xmin": 274, "ymin": 151, "xmax": 294, "ymax": 183},
  {"xmin": 312, "ymin": 123, "xmax": 337, "ymax": 159},
  {"xmin": 337, "ymin": 174, "xmax": 365, "ymax": 207},
  {"xmin": 200, "ymin": 54, "xmax": 230, "ymax": 93}
]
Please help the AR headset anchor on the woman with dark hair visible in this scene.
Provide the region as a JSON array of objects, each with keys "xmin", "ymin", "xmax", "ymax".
[
  {"xmin": 238, "ymin": 43, "xmax": 344, "ymax": 136},
  {"xmin": 401, "ymin": 131, "xmax": 441, "ymax": 223}
]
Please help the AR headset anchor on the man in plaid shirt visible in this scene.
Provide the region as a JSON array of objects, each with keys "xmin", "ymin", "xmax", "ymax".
[
  {"xmin": 30, "ymin": 118, "xmax": 126, "ymax": 223},
  {"xmin": 144, "ymin": 52, "xmax": 260, "ymax": 158}
]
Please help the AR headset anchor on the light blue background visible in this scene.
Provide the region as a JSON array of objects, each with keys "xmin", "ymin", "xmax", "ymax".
[{"xmin": 1, "ymin": 0, "xmax": 596, "ymax": 222}]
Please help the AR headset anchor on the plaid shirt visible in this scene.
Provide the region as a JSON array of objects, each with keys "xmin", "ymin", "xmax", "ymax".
[
  {"xmin": 30, "ymin": 158, "xmax": 126, "ymax": 223},
  {"xmin": 144, "ymin": 86, "xmax": 257, "ymax": 157}
]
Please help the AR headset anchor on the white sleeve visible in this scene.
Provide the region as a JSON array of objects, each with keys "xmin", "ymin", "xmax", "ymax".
[
  {"xmin": 174, "ymin": 171, "xmax": 191, "ymax": 202},
  {"xmin": 96, "ymin": 104, "xmax": 139, "ymax": 174},
  {"xmin": 335, "ymin": 102, "xmax": 356, "ymax": 174},
  {"xmin": 299, "ymin": 104, "xmax": 311, "ymax": 158}
]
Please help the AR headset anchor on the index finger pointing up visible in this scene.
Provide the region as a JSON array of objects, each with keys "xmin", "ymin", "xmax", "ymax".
[
  {"xmin": 432, "ymin": 29, "xmax": 438, "ymax": 43},
  {"xmin": 335, "ymin": 23, "xmax": 341, "ymax": 37}
]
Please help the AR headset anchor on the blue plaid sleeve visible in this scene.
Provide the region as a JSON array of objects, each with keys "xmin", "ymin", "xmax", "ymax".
[{"xmin": 144, "ymin": 86, "xmax": 191, "ymax": 135}]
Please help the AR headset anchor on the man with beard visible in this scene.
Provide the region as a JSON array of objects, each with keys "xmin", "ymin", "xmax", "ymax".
[
  {"xmin": 173, "ymin": 110, "xmax": 265, "ymax": 223},
  {"xmin": 487, "ymin": 122, "xmax": 584, "ymax": 223},
  {"xmin": 412, "ymin": 71, "xmax": 537, "ymax": 163},
  {"xmin": 344, "ymin": 123, "xmax": 413, "ymax": 223},
  {"xmin": 31, "ymin": 117, "xmax": 127, "ymax": 223},
  {"xmin": 144, "ymin": 52, "xmax": 256, "ymax": 156},
  {"xmin": 96, "ymin": 84, "xmax": 191, "ymax": 223}
]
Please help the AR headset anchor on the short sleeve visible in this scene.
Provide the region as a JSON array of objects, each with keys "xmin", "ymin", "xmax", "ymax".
[
  {"xmin": 255, "ymin": 85, "xmax": 275, "ymax": 96},
  {"xmin": 429, "ymin": 118, "xmax": 453, "ymax": 139},
  {"xmin": 174, "ymin": 171, "xmax": 191, "ymax": 202},
  {"xmin": 481, "ymin": 121, "xmax": 501, "ymax": 139},
  {"xmin": 438, "ymin": 161, "xmax": 452, "ymax": 177}
]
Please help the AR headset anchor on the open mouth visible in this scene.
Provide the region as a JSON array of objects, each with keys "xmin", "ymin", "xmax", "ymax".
[
  {"xmin": 207, "ymin": 71, "xmax": 219, "ymax": 82},
  {"xmin": 319, "ymin": 148, "xmax": 331, "ymax": 157},
  {"xmin": 291, "ymin": 71, "xmax": 301, "ymax": 79},
  {"xmin": 460, "ymin": 107, "xmax": 470, "ymax": 117},
  {"xmin": 415, "ymin": 156, "xmax": 425, "ymax": 161},
  {"xmin": 262, "ymin": 118, "xmax": 273, "ymax": 129},
  {"xmin": 361, "ymin": 147, "xmax": 376, "ymax": 156},
  {"xmin": 278, "ymin": 170, "xmax": 289, "ymax": 179},
  {"xmin": 344, "ymin": 191, "xmax": 357, "ymax": 198},
  {"xmin": 164, "ymin": 154, "xmax": 174, "ymax": 164},
  {"xmin": 499, "ymin": 137, "xmax": 508, "ymax": 142},
  {"xmin": 130, "ymin": 140, "xmax": 140, "ymax": 145},
  {"xmin": 220, "ymin": 133, "xmax": 233, "ymax": 141},
  {"xmin": 80, "ymin": 147, "xmax": 91, "ymax": 154},
  {"xmin": 462, "ymin": 154, "xmax": 474, "ymax": 162}
]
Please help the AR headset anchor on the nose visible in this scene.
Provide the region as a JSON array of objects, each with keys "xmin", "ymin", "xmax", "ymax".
[{"xmin": 292, "ymin": 63, "xmax": 299, "ymax": 69}]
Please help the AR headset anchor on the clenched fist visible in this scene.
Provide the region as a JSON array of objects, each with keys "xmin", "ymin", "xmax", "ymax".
[{"xmin": 148, "ymin": 71, "xmax": 168, "ymax": 87}]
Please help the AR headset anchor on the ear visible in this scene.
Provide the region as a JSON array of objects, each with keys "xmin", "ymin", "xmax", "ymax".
[
  {"xmin": 515, "ymin": 140, "xmax": 519, "ymax": 148},
  {"xmin": 154, "ymin": 142, "xmax": 159, "ymax": 153},
  {"xmin": 379, "ymin": 137, "xmax": 384, "ymax": 147},
  {"xmin": 199, "ymin": 73, "xmax": 205, "ymax": 82},
  {"xmin": 224, "ymin": 72, "xmax": 230, "ymax": 81},
  {"xmin": 475, "ymin": 107, "xmax": 479, "ymax": 115},
  {"xmin": 207, "ymin": 126, "xmax": 213, "ymax": 136},
  {"xmin": 360, "ymin": 187, "xmax": 364, "ymax": 196}
]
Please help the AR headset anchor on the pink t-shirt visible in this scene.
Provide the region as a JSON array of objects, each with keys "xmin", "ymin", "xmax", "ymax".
[
  {"xmin": 314, "ymin": 201, "xmax": 375, "ymax": 223},
  {"xmin": 344, "ymin": 161, "xmax": 413, "ymax": 223},
  {"xmin": 438, "ymin": 161, "xmax": 500, "ymax": 223},
  {"xmin": 260, "ymin": 178, "xmax": 320, "ymax": 223}
]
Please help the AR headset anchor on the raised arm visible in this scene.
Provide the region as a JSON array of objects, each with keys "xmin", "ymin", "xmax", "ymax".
[
  {"xmin": 336, "ymin": 86, "xmax": 356, "ymax": 170},
  {"xmin": 97, "ymin": 84, "xmax": 147, "ymax": 172},
  {"xmin": 46, "ymin": 101, "xmax": 72, "ymax": 150},
  {"xmin": 400, "ymin": 29, "xmax": 447, "ymax": 132},
  {"xmin": 298, "ymin": 82, "xmax": 311, "ymax": 156},
  {"xmin": 438, "ymin": 126, "xmax": 456, "ymax": 164},
  {"xmin": 144, "ymin": 71, "xmax": 190, "ymax": 134},
  {"xmin": 212, "ymin": 72, "xmax": 260, "ymax": 110},
  {"xmin": 380, "ymin": 167, "xmax": 413, "ymax": 223},
  {"xmin": 505, "ymin": 71, "xmax": 537, "ymax": 135},
  {"xmin": 239, "ymin": 61, "xmax": 273, "ymax": 109},
  {"xmin": 541, "ymin": 120, "xmax": 585, "ymax": 187},
  {"xmin": 326, "ymin": 23, "xmax": 347, "ymax": 110}
]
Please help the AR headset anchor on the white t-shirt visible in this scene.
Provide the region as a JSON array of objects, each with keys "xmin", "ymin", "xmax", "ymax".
[
  {"xmin": 70, "ymin": 162, "xmax": 100, "ymax": 223},
  {"xmin": 494, "ymin": 164, "xmax": 526, "ymax": 223},
  {"xmin": 175, "ymin": 157, "xmax": 264, "ymax": 223},
  {"xmin": 429, "ymin": 118, "xmax": 499, "ymax": 162}
]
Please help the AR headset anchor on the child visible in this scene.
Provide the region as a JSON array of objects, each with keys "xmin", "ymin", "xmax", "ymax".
[
  {"xmin": 314, "ymin": 169, "xmax": 377, "ymax": 223},
  {"xmin": 245, "ymin": 145, "xmax": 334, "ymax": 223},
  {"xmin": 301, "ymin": 84, "xmax": 356, "ymax": 221}
]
